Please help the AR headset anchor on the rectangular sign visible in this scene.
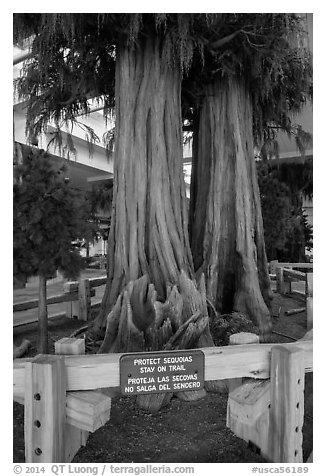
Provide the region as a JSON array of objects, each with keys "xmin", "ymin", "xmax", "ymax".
[{"xmin": 120, "ymin": 349, "xmax": 205, "ymax": 395}]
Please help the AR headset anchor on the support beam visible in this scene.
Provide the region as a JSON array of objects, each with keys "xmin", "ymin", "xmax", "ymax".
[
  {"xmin": 55, "ymin": 334, "xmax": 111, "ymax": 435},
  {"xmin": 66, "ymin": 391, "xmax": 111, "ymax": 432},
  {"xmin": 64, "ymin": 424, "xmax": 89, "ymax": 463},
  {"xmin": 226, "ymin": 378, "xmax": 271, "ymax": 458},
  {"xmin": 228, "ymin": 378, "xmax": 271, "ymax": 423}
]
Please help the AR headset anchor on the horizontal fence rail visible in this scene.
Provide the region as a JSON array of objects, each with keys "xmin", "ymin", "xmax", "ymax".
[
  {"xmin": 13, "ymin": 291, "xmax": 85, "ymax": 312},
  {"xmin": 269, "ymin": 261, "xmax": 313, "ymax": 274},
  {"xmin": 283, "ymin": 268, "xmax": 306, "ymax": 281},
  {"xmin": 13, "ymin": 337, "xmax": 313, "ymax": 464},
  {"xmin": 13, "ymin": 275, "xmax": 107, "ymax": 325},
  {"xmin": 13, "ymin": 340, "xmax": 313, "ymax": 402},
  {"xmin": 273, "ymin": 263, "xmax": 313, "ymax": 330}
]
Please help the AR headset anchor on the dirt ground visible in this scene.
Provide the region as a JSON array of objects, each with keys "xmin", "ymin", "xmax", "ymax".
[{"xmin": 13, "ymin": 290, "xmax": 313, "ymax": 463}]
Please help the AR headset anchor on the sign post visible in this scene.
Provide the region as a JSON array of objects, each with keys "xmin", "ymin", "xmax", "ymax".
[{"xmin": 120, "ymin": 350, "xmax": 205, "ymax": 395}]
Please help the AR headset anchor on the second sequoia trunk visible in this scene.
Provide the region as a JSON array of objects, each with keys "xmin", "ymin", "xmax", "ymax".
[{"xmin": 189, "ymin": 77, "xmax": 273, "ymax": 334}]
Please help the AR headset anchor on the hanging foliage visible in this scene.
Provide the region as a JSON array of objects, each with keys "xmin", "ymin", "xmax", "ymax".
[
  {"xmin": 13, "ymin": 13, "xmax": 213, "ymax": 147},
  {"xmin": 182, "ymin": 14, "xmax": 312, "ymax": 143}
]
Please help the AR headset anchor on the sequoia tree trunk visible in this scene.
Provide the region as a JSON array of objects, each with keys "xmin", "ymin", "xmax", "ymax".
[
  {"xmin": 190, "ymin": 78, "xmax": 273, "ymax": 334},
  {"xmin": 93, "ymin": 37, "xmax": 194, "ymax": 331}
]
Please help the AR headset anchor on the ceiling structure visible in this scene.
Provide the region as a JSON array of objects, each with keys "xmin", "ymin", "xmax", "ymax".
[
  {"xmin": 13, "ymin": 14, "xmax": 313, "ymax": 191},
  {"xmin": 13, "ymin": 45, "xmax": 114, "ymax": 192}
]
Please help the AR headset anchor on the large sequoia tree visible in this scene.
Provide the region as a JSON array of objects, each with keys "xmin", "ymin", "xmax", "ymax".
[
  {"xmin": 14, "ymin": 14, "xmax": 312, "ymax": 363},
  {"xmin": 14, "ymin": 14, "xmax": 217, "ymax": 374},
  {"xmin": 187, "ymin": 14, "xmax": 312, "ymax": 334},
  {"xmin": 99, "ymin": 33, "xmax": 194, "ymax": 320}
]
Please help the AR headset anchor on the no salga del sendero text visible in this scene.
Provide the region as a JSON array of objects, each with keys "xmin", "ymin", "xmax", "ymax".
[{"xmin": 120, "ymin": 351, "xmax": 205, "ymax": 395}]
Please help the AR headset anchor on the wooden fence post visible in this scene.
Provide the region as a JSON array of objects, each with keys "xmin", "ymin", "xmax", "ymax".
[
  {"xmin": 66, "ymin": 300, "xmax": 79, "ymax": 319},
  {"xmin": 24, "ymin": 355, "xmax": 66, "ymax": 463},
  {"xmin": 269, "ymin": 260, "xmax": 279, "ymax": 275},
  {"xmin": 306, "ymin": 273, "xmax": 313, "ymax": 330},
  {"xmin": 228, "ymin": 332, "xmax": 260, "ymax": 392},
  {"xmin": 55, "ymin": 337, "xmax": 85, "ymax": 355},
  {"xmin": 79, "ymin": 279, "xmax": 91, "ymax": 321},
  {"xmin": 276, "ymin": 267, "xmax": 284, "ymax": 294},
  {"xmin": 268, "ymin": 345, "xmax": 305, "ymax": 463},
  {"xmin": 276, "ymin": 267, "xmax": 291, "ymax": 294},
  {"xmin": 64, "ymin": 282, "xmax": 79, "ymax": 319},
  {"xmin": 55, "ymin": 337, "xmax": 89, "ymax": 462}
]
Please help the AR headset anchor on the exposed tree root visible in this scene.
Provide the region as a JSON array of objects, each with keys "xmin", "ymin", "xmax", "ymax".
[{"xmin": 91, "ymin": 270, "xmax": 229, "ymax": 412}]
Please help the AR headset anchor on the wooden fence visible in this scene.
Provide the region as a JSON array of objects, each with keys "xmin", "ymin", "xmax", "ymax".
[
  {"xmin": 13, "ymin": 276, "xmax": 107, "ymax": 325},
  {"xmin": 269, "ymin": 261, "xmax": 313, "ymax": 330},
  {"xmin": 13, "ymin": 337, "xmax": 313, "ymax": 464},
  {"xmin": 269, "ymin": 261, "xmax": 313, "ymax": 274}
]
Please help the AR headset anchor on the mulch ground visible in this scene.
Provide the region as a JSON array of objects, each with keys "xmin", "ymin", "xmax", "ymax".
[{"xmin": 13, "ymin": 290, "xmax": 313, "ymax": 463}]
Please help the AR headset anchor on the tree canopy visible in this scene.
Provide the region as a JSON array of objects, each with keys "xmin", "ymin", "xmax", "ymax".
[
  {"xmin": 14, "ymin": 13, "xmax": 312, "ymax": 150},
  {"xmin": 14, "ymin": 13, "xmax": 207, "ymax": 143},
  {"xmin": 182, "ymin": 13, "xmax": 312, "ymax": 148},
  {"xmin": 13, "ymin": 13, "xmax": 313, "ymax": 358}
]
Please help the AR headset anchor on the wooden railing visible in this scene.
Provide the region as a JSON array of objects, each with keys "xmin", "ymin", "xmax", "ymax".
[
  {"xmin": 269, "ymin": 261, "xmax": 313, "ymax": 274},
  {"xmin": 13, "ymin": 276, "xmax": 107, "ymax": 325},
  {"xmin": 63, "ymin": 276, "xmax": 107, "ymax": 320},
  {"xmin": 268, "ymin": 261, "xmax": 313, "ymax": 330},
  {"xmin": 13, "ymin": 338, "xmax": 313, "ymax": 464}
]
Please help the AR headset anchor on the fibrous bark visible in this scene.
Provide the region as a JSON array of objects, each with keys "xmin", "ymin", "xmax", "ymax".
[
  {"xmin": 85, "ymin": 39, "xmax": 219, "ymax": 410},
  {"xmin": 83, "ymin": 40, "xmax": 240, "ymax": 412},
  {"xmin": 190, "ymin": 77, "xmax": 272, "ymax": 334},
  {"xmin": 93, "ymin": 37, "xmax": 193, "ymax": 333},
  {"xmin": 97, "ymin": 272, "xmax": 213, "ymax": 412}
]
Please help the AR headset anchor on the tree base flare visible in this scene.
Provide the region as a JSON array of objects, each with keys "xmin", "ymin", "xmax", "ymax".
[
  {"xmin": 90, "ymin": 271, "xmax": 221, "ymax": 412},
  {"xmin": 234, "ymin": 287, "xmax": 272, "ymax": 336}
]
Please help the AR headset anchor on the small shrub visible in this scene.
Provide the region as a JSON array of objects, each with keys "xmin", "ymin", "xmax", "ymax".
[{"xmin": 210, "ymin": 312, "xmax": 259, "ymax": 347}]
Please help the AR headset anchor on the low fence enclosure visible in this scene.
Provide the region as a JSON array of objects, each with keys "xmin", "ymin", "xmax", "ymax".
[
  {"xmin": 13, "ymin": 276, "xmax": 107, "ymax": 324},
  {"xmin": 269, "ymin": 261, "xmax": 313, "ymax": 330},
  {"xmin": 13, "ymin": 338, "xmax": 313, "ymax": 464}
]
